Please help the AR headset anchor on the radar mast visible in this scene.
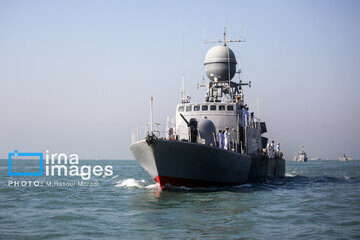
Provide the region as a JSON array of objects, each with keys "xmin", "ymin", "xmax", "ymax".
[{"xmin": 201, "ymin": 27, "xmax": 250, "ymax": 103}]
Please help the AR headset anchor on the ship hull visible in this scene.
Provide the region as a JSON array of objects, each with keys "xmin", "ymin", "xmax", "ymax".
[{"xmin": 130, "ymin": 139, "xmax": 285, "ymax": 189}]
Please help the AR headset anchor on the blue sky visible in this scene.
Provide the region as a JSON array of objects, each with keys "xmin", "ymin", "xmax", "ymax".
[{"xmin": 1, "ymin": 0, "xmax": 359, "ymax": 159}]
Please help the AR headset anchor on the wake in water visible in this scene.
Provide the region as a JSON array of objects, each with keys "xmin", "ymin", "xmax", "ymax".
[
  {"xmin": 114, "ymin": 171, "xmax": 357, "ymax": 192},
  {"xmin": 114, "ymin": 178, "xmax": 255, "ymax": 192},
  {"xmin": 115, "ymin": 178, "xmax": 159, "ymax": 189},
  {"xmin": 285, "ymin": 172, "xmax": 296, "ymax": 177}
]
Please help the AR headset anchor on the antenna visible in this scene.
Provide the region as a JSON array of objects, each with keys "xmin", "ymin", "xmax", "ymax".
[
  {"xmin": 227, "ymin": 30, "xmax": 232, "ymax": 100},
  {"xmin": 243, "ymin": 25, "xmax": 247, "ymax": 42},
  {"xmin": 150, "ymin": 96, "xmax": 154, "ymax": 132},
  {"xmin": 257, "ymin": 97, "xmax": 260, "ymax": 120},
  {"xmin": 202, "ymin": 28, "xmax": 206, "ymax": 43},
  {"xmin": 237, "ymin": 56, "xmax": 251, "ymax": 89},
  {"xmin": 197, "ymin": 76, "xmax": 207, "ymax": 89},
  {"xmin": 204, "ymin": 27, "xmax": 246, "ymax": 45},
  {"xmin": 181, "ymin": 36, "xmax": 185, "ymax": 103}
]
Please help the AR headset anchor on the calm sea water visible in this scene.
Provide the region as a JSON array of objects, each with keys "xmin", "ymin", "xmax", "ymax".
[{"xmin": 0, "ymin": 159, "xmax": 359, "ymax": 240}]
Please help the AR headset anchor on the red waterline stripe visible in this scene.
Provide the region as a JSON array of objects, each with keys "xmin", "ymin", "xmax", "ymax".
[{"xmin": 154, "ymin": 175, "xmax": 242, "ymax": 189}]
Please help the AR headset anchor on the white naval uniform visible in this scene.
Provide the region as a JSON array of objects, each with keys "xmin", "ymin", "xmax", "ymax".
[{"xmin": 224, "ymin": 131, "xmax": 230, "ymax": 150}]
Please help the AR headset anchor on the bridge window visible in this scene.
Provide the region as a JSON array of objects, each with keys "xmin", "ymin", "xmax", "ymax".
[
  {"xmin": 194, "ymin": 105, "xmax": 200, "ymax": 111},
  {"xmin": 202, "ymin": 105, "xmax": 208, "ymax": 111},
  {"xmin": 219, "ymin": 105, "xmax": 225, "ymax": 111},
  {"xmin": 227, "ymin": 105, "xmax": 234, "ymax": 111},
  {"xmin": 186, "ymin": 105, "xmax": 192, "ymax": 112},
  {"xmin": 210, "ymin": 105, "xmax": 216, "ymax": 111},
  {"xmin": 178, "ymin": 106, "xmax": 184, "ymax": 112}
]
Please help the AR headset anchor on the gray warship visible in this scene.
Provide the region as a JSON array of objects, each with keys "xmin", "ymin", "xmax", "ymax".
[
  {"xmin": 130, "ymin": 30, "xmax": 285, "ymax": 189},
  {"xmin": 294, "ymin": 145, "xmax": 308, "ymax": 162}
]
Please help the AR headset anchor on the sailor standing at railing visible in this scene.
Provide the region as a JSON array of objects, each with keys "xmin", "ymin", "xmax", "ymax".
[
  {"xmin": 241, "ymin": 105, "xmax": 247, "ymax": 126},
  {"xmin": 275, "ymin": 143, "xmax": 281, "ymax": 158},
  {"xmin": 276, "ymin": 143, "xmax": 280, "ymax": 152},
  {"xmin": 250, "ymin": 112, "xmax": 254, "ymax": 126},
  {"xmin": 218, "ymin": 130, "xmax": 224, "ymax": 149},
  {"xmin": 224, "ymin": 127, "xmax": 230, "ymax": 150},
  {"xmin": 269, "ymin": 140, "xmax": 275, "ymax": 158},
  {"xmin": 242, "ymin": 105, "xmax": 250, "ymax": 126},
  {"xmin": 245, "ymin": 106, "xmax": 250, "ymax": 126},
  {"xmin": 240, "ymin": 106, "xmax": 247, "ymax": 150}
]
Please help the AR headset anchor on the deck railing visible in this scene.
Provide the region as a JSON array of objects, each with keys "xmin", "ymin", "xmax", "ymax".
[{"xmin": 131, "ymin": 123, "xmax": 167, "ymax": 144}]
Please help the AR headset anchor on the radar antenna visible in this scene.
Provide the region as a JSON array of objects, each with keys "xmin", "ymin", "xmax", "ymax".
[{"xmin": 204, "ymin": 27, "xmax": 246, "ymax": 46}]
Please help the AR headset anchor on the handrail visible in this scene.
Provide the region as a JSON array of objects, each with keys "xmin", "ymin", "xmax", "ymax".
[{"xmin": 131, "ymin": 123, "xmax": 167, "ymax": 144}]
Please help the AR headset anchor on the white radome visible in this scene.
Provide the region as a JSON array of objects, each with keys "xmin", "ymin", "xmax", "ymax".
[{"xmin": 204, "ymin": 45, "xmax": 237, "ymax": 82}]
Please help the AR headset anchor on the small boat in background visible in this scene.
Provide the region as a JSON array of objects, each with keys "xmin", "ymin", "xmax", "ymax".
[{"xmin": 339, "ymin": 153, "xmax": 347, "ymax": 161}]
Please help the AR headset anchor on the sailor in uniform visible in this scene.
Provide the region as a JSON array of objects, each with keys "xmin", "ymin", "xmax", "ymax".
[
  {"xmin": 240, "ymin": 105, "xmax": 250, "ymax": 152},
  {"xmin": 218, "ymin": 130, "xmax": 224, "ymax": 149},
  {"xmin": 276, "ymin": 143, "xmax": 280, "ymax": 152},
  {"xmin": 241, "ymin": 105, "xmax": 248, "ymax": 127},
  {"xmin": 245, "ymin": 106, "xmax": 250, "ymax": 125},
  {"xmin": 270, "ymin": 140, "xmax": 275, "ymax": 158},
  {"xmin": 276, "ymin": 143, "xmax": 281, "ymax": 158},
  {"xmin": 224, "ymin": 127, "xmax": 230, "ymax": 150}
]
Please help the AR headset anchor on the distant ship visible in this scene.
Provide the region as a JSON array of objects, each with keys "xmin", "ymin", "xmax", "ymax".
[
  {"xmin": 339, "ymin": 153, "xmax": 352, "ymax": 161},
  {"xmin": 294, "ymin": 145, "xmax": 308, "ymax": 162},
  {"xmin": 310, "ymin": 157, "xmax": 321, "ymax": 161},
  {"xmin": 130, "ymin": 29, "xmax": 285, "ymax": 189}
]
